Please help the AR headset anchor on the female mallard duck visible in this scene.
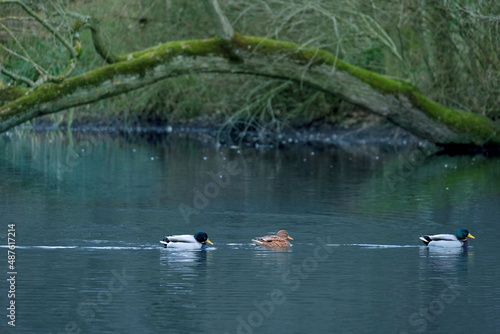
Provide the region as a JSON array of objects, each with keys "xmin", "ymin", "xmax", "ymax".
[
  {"xmin": 160, "ymin": 231, "xmax": 214, "ymax": 249},
  {"xmin": 253, "ymin": 230, "xmax": 293, "ymax": 249},
  {"xmin": 419, "ymin": 228, "xmax": 475, "ymax": 247}
]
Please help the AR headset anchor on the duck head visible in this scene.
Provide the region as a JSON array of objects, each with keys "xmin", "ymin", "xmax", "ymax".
[
  {"xmin": 277, "ymin": 230, "xmax": 293, "ymax": 240},
  {"xmin": 456, "ymin": 228, "xmax": 475, "ymax": 240},
  {"xmin": 194, "ymin": 231, "xmax": 214, "ymax": 245}
]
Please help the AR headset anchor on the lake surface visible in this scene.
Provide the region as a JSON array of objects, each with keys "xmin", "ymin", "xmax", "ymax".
[{"xmin": 1, "ymin": 130, "xmax": 499, "ymax": 333}]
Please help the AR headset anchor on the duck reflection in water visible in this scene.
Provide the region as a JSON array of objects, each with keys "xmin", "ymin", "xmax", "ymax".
[
  {"xmin": 419, "ymin": 245, "xmax": 472, "ymax": 273},
  {"xmin": 160, "ymin": 249, "xmax": 209, "ymax": 270}
]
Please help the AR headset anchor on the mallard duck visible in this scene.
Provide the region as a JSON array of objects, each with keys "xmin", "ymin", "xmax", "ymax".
[
  {"xmin": 253, "ymin": 230, "xmax": 293, "ymax": 249},
  {"xmin": 160, "ymin": 231, "xmax": 214, "ymax": 249},
  {"xmin": 419, "ymin": 228, "xmax": 475, "ymax": 247}
]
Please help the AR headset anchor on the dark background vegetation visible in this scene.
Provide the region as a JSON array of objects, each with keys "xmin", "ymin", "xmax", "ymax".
[{"xmin": 1, "ymin": 0, "xmax": 499, "ymax": 131}]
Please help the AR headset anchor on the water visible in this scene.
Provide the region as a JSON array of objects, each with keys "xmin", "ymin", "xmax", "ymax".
[{"xmin": 1, "ymin": 130, "xmax": 499, "ymax": 333}]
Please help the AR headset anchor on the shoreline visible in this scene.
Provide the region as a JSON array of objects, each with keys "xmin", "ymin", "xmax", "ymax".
[{"xmin": 20, "ymin": 117, "xmax": 433, "ymax": 154}]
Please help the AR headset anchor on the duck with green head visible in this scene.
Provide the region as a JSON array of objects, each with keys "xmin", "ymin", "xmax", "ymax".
[
  {"xmin": 419, "ymin": 228, "xmax": 475, "ymax": 247},
  {"xmin": 160, "ymin": 231, "xmax": 214, "ymax": 249}
]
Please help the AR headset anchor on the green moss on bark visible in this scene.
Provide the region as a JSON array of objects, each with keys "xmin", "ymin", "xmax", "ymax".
[
  {"xmin": 0, "ymin": 87, "xmax": 28, "ymax": 105},
  {"xmin": 231, "ymin": 33, "xmax": 500, "ymax": 145},
  {"xmin": 2, "ymin": 32, "xmax": 499, "ymax": 146}
]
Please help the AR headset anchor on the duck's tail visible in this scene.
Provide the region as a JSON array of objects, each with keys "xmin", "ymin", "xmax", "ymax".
[
  {"xmin": 161, "ymin": 236, "xmax": 170, "ymax": 248},
  {"xmin": 252, "ymin": 238, "xmax": 264, "ymax": 246},
  {"xmin": 419, "ymin": 236, "xmax": 432, "ymax": 246}
]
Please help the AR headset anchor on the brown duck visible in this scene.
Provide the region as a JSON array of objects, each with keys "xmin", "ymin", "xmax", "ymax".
[{"xmin": 253, "ymin": 230, "xmax": 293, "ymax": 249}]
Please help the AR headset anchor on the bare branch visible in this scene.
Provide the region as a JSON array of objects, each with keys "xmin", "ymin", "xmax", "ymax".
[
  {"xmin": 1, "ymin": 0, "xmax": 78, "ymax": 58},
  {"xmin": 0, "ymin": 22, "xmax": 47, "ymax": 79},
  {"xmin": 0, "ymin": 0, "xmax": 82, "ymax": 87},
  {"xmin": 204, "ymin": 0, "xmax": 234, "ymax": 40},
  {"xmin": 0, "ymin": 66, "xmax": 35, "ymax": 87}
]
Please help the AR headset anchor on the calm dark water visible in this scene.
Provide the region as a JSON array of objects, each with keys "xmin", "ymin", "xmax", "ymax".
[{"xmin": 1, "ymin": 130, "xmax": 499, "ymax": 334}]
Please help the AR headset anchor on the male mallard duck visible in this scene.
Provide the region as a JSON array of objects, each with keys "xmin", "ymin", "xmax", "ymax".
[
  {"xmin": 253, "ymin": 230, "xmax": 293, "ymax": 249},
  {"xmin": 419, "ymin": 228, "xmax": 475, "ymax": 247},
  {"xmin": 160, "ymin": 231, "xmax": 214, "ymax": 249}
]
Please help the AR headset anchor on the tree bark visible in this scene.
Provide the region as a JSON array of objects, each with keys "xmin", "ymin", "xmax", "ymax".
[{"xmin": 1, "ymin": 33, "xmax": 499, "ymax": 147}]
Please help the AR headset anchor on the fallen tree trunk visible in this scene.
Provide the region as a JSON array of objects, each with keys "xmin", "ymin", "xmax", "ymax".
[{"xmin": 1, "ymin": 32, "xmax": 499, "ymax": 147}]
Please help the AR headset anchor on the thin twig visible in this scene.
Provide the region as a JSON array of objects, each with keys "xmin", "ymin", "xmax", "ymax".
[
  {"xmin": 2, "ymin": 0, "xmax": 78, "ymax": 58},
  {"xmin": 0, "ymin": 66, "xmax": 35, "ymax": 87}
]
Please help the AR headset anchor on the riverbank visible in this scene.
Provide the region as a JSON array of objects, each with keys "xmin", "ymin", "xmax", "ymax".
[{"xmin": 25, "ymin": 113, "xmax": 432, "ymax": 155}]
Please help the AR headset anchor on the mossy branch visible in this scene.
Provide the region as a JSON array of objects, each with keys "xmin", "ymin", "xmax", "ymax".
[
  {"xmin": 68, "ymin": 13, "xmax": 121, "ymax": 64},
  {"xmin": 1, "ymin": 32, "xmax": 499, "ymax": 148}
]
